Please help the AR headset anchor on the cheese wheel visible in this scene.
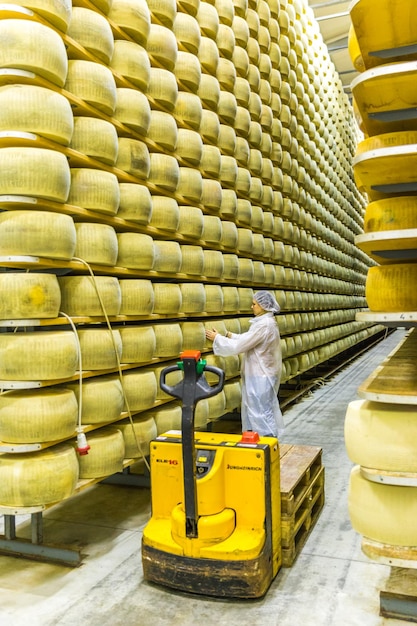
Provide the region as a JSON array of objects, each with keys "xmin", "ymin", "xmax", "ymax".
[
  {"xmin": 366, "ymin": 264, "xmax": 417, "ymax": 312},
  {"xmin": 153, "ymin": 366, "xmax": 183, "ymax": 400},
  {"xmin": 181, "ymin": 321, "xmax": 206, "ymax": 350},
  {"xmin": 146, "ymin": 24, "xmax": 178, "ymax": 71},
  {"xmin": 200, "ymin": 109, "xmax": 220, "ymax": 144},
  {"xmin": 58, "ymin": 276, "xmax": 121, "ymax": 316},
  {"xmin": 0, "ymin": 210, "xmax": 76, "ymax": 260},
  {"xmin": 148, "ymin": 153, "xmax": 179, "ymax": 191},
  {"xmin": 236, "ymin": 167, "xmax": 251, "ymax": 196},
  {"xmin": 180, "ymin": 283, "xmax": 206, "ymax": 313},
  {"xmin": 174, "ymin": 51, "xmax": 201, "ymax": 93},
  {"xmin": 173, "ymin": 13, "xmax": 201, "ymax": 54},
  {"xmin": 147, "ymin": 111, "xmax": 178, "ymax": 153},
  {"xmin": 65, "ymin": 60, "xmax": 117, "ymax": 116},
  {"xmin": 238, "ymin": 287, "xmax": 253, "ymax": 311},
  {"xmin": 224, "ymin": 380, "xmax": 241, "ymax": 411},
  {"xmin": 0, "ymin": 147, "xmax": 70, "ymax": 202},
  {"xmin": 220, "ymin": 155, "xmax": 238, "ymax": 188},
  {"xmin": 69, "ymin": 168, "xmax": 120, "ymax": 215},
  {"xmin": 149, "ymin": 196, "xmax": 179, "ymax": 232},
  {"xmin": 217, "ymin": 23, "xmax": 235, "ymax": 60},
  {"xmin": 154, "ymin": 404, "xmax": 182, "ymax": 433},
  {"xmin": 198, "ymin": 74, "xmax": 220, "ymax": 111},
  {"xmin": 11, "ymin": 0, "xmax": 71, "ymax": 31},
  {"xmin": 154, "ymin": 323, "xmax": 183, "ymax": 357},
  {"xmin": 153, "ymin": 241, "xmax": 182, "ymax": 273},
  {"xmin": 202, "ymin": 215, "xmax": 222, "ymax": 244},
  {"xmin": 204, "ymin": 354, "xmax": 226, "ymax": 384},
  {"xmin": 153, "ymin": 283, "xmax": 182, "ymax": 314},
  {"xmin": 234, "ymin": 76, "xmax": 251, "ymax": 108},
  {"xmin": 77, "ymin": 427, "xmax": 125, "ymax": 479},
  {"xmin": 176, "ymin": 168, "xmax": 202, "ymax": 203},
  {"xmin": 173, "ymin": 91, "xmax": 202, "ymax": 130},
  {"xmin": 67, "ymin": 7, "xmax": 114, "ymax": 64},
  {"xmin": 70, "ymin": 117, "xmax": 118, "ymax": 166},
  {"xmin": 66, "ymin": 375, "xmax": 124, "ymax": 424},
  {"xmin": 114, "ymin": 89, "xmax": 151, "ymax": 136},
  {"xmin": 196, "ymin": 2, "xmax": 219, "ymax": 39},
  {"xmin": 0, "ymin": 273, "xmax": 61, "ymax": 320},
  {"xmin": 176, "ymin": 129, "xmax": 203, "ymax": 166},
  {"xmin": 201, "ymin": 179, "xmax": 223, "ymax": 212},
  {"xmin": 218, "ymin": 90, "xmax": 237, "ymax": 124},
  {"xmin": 222, "ymin": 286, "xmax": 239, "ymax": 311},
  {"xmin": 220, "ymin": 189, "xmax": 237, "ymax": 218},
  {"xmin": 349, "ymin": 465, "xmax": 417, "ymax": 547},
  {"xmin": 118, "ymin": 415, "xmax": 157, "ymax": 458},
  {"xmin": 0, "ymin": 444, "xmax": 78, "ymax": 506},
  {"xmin": 223, "ymin": 254, "xmax": 239, "ymax": 279},
  {"xmin": 195, "ymin": 398, "xmax": 209, "ymax": 429},
  {"xmin": 110, "ymin": 41, "xmax": 150, "ymax": 93},
  {"xmin": 0, "ymin": 388, "xmax": 77, "ymax": 443},
  {"xmin": 204, "ymin": 284, "xmax": 224, "ymax": 312},
  {"xmin": 203, "ymin": 250, "xmax": 224, "ymax": 279},
  {"xmin": 147, "ymin": 68, "xmax": 178, "ymax": 111},
  {"xmin": 77, "ymin": 328, "xmax": 122, "ymax": 370},
  {"xmin": 117, "ymin": 183, "xmax": 152, "ymax": 224},
  {"xmin": 223, "ymin": 354, "xmax": 240, "ymax": 377},
  {"xmin": 221, "ymin": 222, "xmax": 238, "ymax": 248},
  {"xmin": 218, "ymin": 123, "xmax": 237, "ymax": 155},
  {"xmin": 107, "ymin": 0, "xmax": 151, "ymax": 46},
  {"xmin": 177, "ymin": 0, "xmax": 199, "ymax": 16},
  {"xmin": 200, "ymin": 145, "xmax": 221, "ymax": 178},
  {"xmin": 198, "ymin": 36, "xmax": 219, "ymax": 74},
  {"xmin": 178, "ymin": 206, "xmax": 204, "ymax": 239},
  {"xmin": 0, "ymin": 330, "xmax": 79, "ymax": 381},
  {"xmin": 147, "ymin": 0, "xmax": 176, "ymax": 27},
  {"xmin": 120, "ymin": 326, "xmax": 156, "ymax": 363},
  {"xmin": 364, "ymin": 197, "xmax": 417, "ymax": 233},
  {"xmin": 0, "ymin": 19, "xmax": 68, "ymax": 87},
  {"xmin": 203, "ymin": 319, "xmax": 227, "ymax": 349},
  {"xmin": 0, "ymin": 84, "xmax": 73, "ymax": 146},
  {"xmin": 180, "ymin": 245, "xmax": 205, "ymax": 276},
  {"xmin": 115, "ymin": 138, "xmax": 150, "ymax": 180},
  {"xmin": 119, "ymin": 279, "xmax": 155, "ymax": 315},
  {"xmin": 122, "ymin": 369, "xmax": 157, "ymax": 411},
  {"xmin": 117, "ymin": 233, "xmax": 155, "ymax": 270},
  {"xmin": 207, "ymin": 390, "xmax": 226, "ymax": 420},
  {"xmin": 345, "ymin": 399, "xmax": 417, "ymax": 472},
  {"xmin": 238, "ymin": 257, "xmax": 254, "ymax": 281}
]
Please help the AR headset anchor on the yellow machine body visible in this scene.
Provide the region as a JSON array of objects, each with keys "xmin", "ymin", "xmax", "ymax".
[{"xmin": 142, "ymin": 430, "xmax": 281, "ymax": 598}]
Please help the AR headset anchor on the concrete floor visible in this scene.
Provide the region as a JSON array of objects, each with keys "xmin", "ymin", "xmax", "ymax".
[{"xmin": 0, "ymin": 329, "xmax": 410, "ymax": 626}]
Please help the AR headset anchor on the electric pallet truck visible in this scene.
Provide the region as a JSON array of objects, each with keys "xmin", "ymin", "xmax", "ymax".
[{"xmin": 142, "ymin": 350, "xmax": 282, "ymax": 598}]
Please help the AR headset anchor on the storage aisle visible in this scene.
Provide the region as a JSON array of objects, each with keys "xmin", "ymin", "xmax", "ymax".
[{"xmin": 0, "ymin": 329, "xmax": 406, "ymax": 626}]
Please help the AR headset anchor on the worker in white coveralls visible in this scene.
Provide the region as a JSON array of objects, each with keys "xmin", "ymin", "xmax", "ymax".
[{"xmin": 205, "ymin": 290, "xmax": 284, "ymax": 438}]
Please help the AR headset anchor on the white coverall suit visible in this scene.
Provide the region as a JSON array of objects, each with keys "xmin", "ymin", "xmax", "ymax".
[{"xmin": 212, "ymin": 311, "xmax": 284, "ymax": 437}]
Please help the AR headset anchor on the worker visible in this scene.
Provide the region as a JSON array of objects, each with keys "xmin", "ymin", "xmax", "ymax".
[{"xmin": 205, "ymin": 290, "xmax": 284, "ymax": 438}]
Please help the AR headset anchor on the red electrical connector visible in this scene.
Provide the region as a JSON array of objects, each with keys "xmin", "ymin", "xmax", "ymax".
[{"xmin": 76, "ymin": 431, "xmax": 90, "ymax": 455}]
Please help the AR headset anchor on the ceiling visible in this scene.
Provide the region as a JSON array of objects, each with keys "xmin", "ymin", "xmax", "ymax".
[{"xmin": 307, "ymin": 0, "xmax": 358, "ymax": 101}]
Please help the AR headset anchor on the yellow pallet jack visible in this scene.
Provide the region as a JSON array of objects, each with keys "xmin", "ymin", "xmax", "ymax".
[{"xmin": 142, "ymin": 350, "xmax": 281, "ymax": 599}]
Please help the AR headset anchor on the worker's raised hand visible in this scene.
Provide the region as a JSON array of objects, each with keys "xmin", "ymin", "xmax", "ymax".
[{"xmin": 205, "ymin": 327, "xmax": 218, "ymax": 341}]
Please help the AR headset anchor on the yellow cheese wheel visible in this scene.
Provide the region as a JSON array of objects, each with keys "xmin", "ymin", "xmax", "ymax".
[
  {"xmin": 220, "ymin": 155, "xmax": 238, "ymax": 188},
  {"xmin": 364, "ymin": 197, "xmax": 417, "ymax": 233},
  {"xmin": 115, "ymin": 138, "xmax": 150, "ymax": 180},
  {"xmin": 67, "ymin": 7, "xmax": 114, "ymax": 64},
  {"xmin": 120, "ymin": 325, "xmax": 156, "ymax": 363},
  {"xmin": 0, "ymin": 84, "xmax": 73, "ymax": 146},
  {"xmin": 0, "ymin": 147, "xmax": 70, "ymax": 202},
  {"xmin": 349, "ymin": 464, "xmax": 417, "ymax": 547},
  {"xmin": 180, "ymin": 283, "xmax": 206, "ymax": 313},
  {"xmin": 118, "ymin": 414, "xmax": 157, "ymax": 458},
  {"xmin": 117, "ymin": 183, "xmax": 152, "ymax": 224},
  {"xmin": 345, "ymin": 399, "xmax": 417, "ymax": 472},
  {"xmin": 195, "ymin": 398, "xmax": 209, "ymax": 429},
  {"xmin": 202, "ymin": 215, "xmax": 222, "ymax": 243},
  {"xmin": 0, "ymin": 273, "xmax": 61, "ymax": 320},
  {"xmin": 236, "ymin": 167, "xmax": 251, "ymax": 196},
  {"xmin": 238, "ymin": 287, "xmax": 254, "ymax": 311},
  {"xmin": 70, "ymin": 117, "xmax": 118, "ymax": 166},
  {"xmin": 147, "ymin": 111, "xmax": 178, "ymax": 152},
  {"xmin": 176, "ymin": 168, "xmax": 203, "ymax": 203},
  {"xmin": 217, "ymin": 24, "xmax": 235, "ymax": 60},
  {"xmin": 238, "ymin": 257, "xmax": 254, "ymax": 281},
  {"xmin": 122, "ymin": 368, "xmax": 157, "ymax": 411},
  {"xmin": 224, "ymin": 380, "xmax": 241, "ymax": 411},
  {"xmin": 0, "ymin": 19, "xmax": 68, "ymax": 86},
  {"xmin": 196, "ymin": 1, "xmax": 219, "ymax": 39},
  {"xmin": 66, "ymin": 375, "xmax": 124, "ymax": 424},
  {"xmin": 180, "ymin": 245, "xmax": 205, "ymax": 276},
  {"xmin": 198, "ymin": 74, "xmax": 220, "ymax": 111},
  {"xmin": 77, "ymin": 329, "xmax": 122, "ymax": 370},
  {"xmin": 181, "ymin": 321, "xmax": 206, "ymax": 350},
  {"xmin": 0, "ymin": 444, "xmax": 79, "ymax": 506},
  {"xmin": 203, "ymin": 250, "xmax": 224, "ymax": 279},
  {"xmin": 174, "ymin": 51, "xmax": 201, "ymax": 93},
  {"xmin": 12, "ymin": 0, "xmax": 71, "ymax": 31},
  {"xmin": 207, "ymin": 389, "xmax": 226, "ymax": 420},
  {"xmin": 366, "ymin": 264, "xmax": 417, "ymax": 312},
  {"xmin": 201, "ymin": 179, "xmax": 223, "ymax": 212},
  {"xmin": 220, "ymin": 189, "xmax": 237, "ymax": 218},
  {"xmin": 58, "ymin": 276, "xmax": 121, "ymax": 316},
  {"xmin": 204, "ymin": 284, "xmax": 224, "ymax": 313},
  {"xmin": 0, "ymin": 210, "xmax": 76, "ymax": 260},
  {"xmin": 200, "ymin": 109, "xmax": 220, "ymax": 144},
  {"xmin": 114, "ymin": 88, "xmax": 150, "ymax": 136},
  {"xmin": 65, "ymin": 60, "xmax": 117, "ymax": 116},
  {"xmin": 204, "ymin": 353, "xmax": 226, "ymax": 384},
  {"xmin": 153, "ymin": 283, "xmax": 182, "ymax": 314},
  {"xmin": 153, "ymin": 240, "xmax": 182, "ymax": 273},
  {"xmin": 69, "ymin": 168, "xmax": 120, "ymax": 215},
  {"xmin": 148, "ymin": 153, "xmax": 179, "ymax": 191},
  {"xmin": 107, "ymin": 0, "xmax": 151, "ymax": 46},
  {"xmin": 218, "ymin": 123, "xmax": 237, "ymax": 155},
  {"xmin": 221, "ymin": 221, "xmax": 238, "ymax": 248},
  {"xmin": 146, "ymin": 24, "xmax": 178, "ymax": 71},
  {"xmin": 173, "ymin": 12, "xmax": 201, "ymax": 54},
  {"xmin": 149, "ymin": 196, "xmax": 179, "ymax": 232},
  {"xmin": 0, "ymin": 388, "xmax": 77, "ymax": 443},
  {"xmin": 147, "ymin": 0, "xmax": 176, "ymax": 27},
  {"xmin": 178, "ymin": 206, "xmax": 204, "ymax": 239},
  {"xmin": 77, "ymin": 427, "xmax": 125, "ymax": 479},
  {"xmin": 173, "ymin": 91, "xmax": 202, "ymax": 130},
  {"xmin": 232, "ymin": 15, "xmax": 249, "ymax": 47},
  {"xmin": 154, "ymin": 323, "xmax": 183, "ymax": 357},
  {"xmin": 222, "ymin": 286, "xmax": 239, "ymax": 311},
  {"xmin": 119, "ymin": 279, "xmax": 155, "ymax": 315},
  {"xmin": 153, "ymin": 404, "xmax": 182, "ymax": 433},
  {"xmin": 110, "ymin": 40, "xmax": 150, "ymax": 93},
  {"xmin": 0, "ymin": 330, "xmax": 79, "ymax": 381},
  {"xmin": 147, "ymin": 67, "xmax": 178, "ymax": 111},
  {"xmin": 218, "ymin": 90, "xmax": 237, "ymax": 124},
  {"xmin": 200, "ymin": 145, "xmax": 221, "ymax": 178},
  {"xmin": 198, "ymin": 36, "xmax": 219, "ymax": 74},
  {"xmin": 117, "ymin": 233, "xmax": 155, "ymax": 270},
  {"xmin": 176, "ymin": 129, "xmax": 203, "ymax": 166}
]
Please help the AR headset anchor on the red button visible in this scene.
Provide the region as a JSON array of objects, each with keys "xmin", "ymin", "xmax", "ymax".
[{"xmin": 240, "ymin": 431, "xmax": 260, "ymax": 443}]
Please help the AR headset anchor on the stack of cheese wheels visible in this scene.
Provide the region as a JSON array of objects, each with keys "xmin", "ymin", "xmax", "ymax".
[
  {"xmin": 0, "ymin": 444, "xmax": 79, "ymax": 506},
  {"xmin": 0, "ymin": 273, "xmax": 61, "ymax": 320},
  {"xmin": 77, "ymin": 427, "xmax": 125, "ymax": 478},
  {"xmin": 0, "ymin": 330, "xmax": 79, "ymax": 381},
  {"xmin": 0, "ymin": 388, "xmax": 78, "ymax": 443},
  {"xmin": 117, "ymin": 414, "xmax": 157, "ymax": 458},
  {"xmin": 66, "ymin": 375, "xmax": 124, "ymax": 424}
]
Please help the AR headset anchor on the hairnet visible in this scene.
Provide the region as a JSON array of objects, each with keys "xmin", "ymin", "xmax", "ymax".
[{"xmin": 254, "ymin": 290, "xmax": 280, "ymax": 313}]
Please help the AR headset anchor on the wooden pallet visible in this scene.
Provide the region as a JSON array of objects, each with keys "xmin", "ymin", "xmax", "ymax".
[{"xmin": 279, "ymin": 444, "xmax": 325, "ymax": 567}]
